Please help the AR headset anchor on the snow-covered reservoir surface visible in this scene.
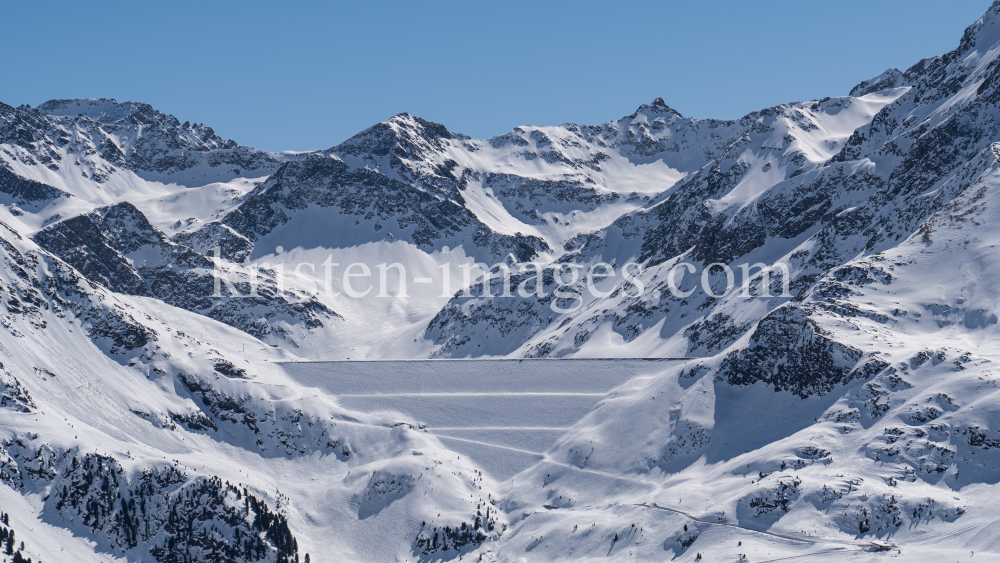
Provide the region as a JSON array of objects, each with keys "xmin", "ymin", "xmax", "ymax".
[{"xmin": 281, "ymin": 359, "xmax": 686, "ymax": 480}]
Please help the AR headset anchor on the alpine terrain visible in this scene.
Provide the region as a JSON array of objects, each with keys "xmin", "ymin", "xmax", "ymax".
[{"xmin": 3, "ymin": 4, "xmax": 1000, "ymax": 562}]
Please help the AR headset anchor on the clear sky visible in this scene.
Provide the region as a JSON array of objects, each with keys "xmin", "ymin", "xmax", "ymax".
[{"xmin": 0, "ymin": 1, "xmax": 993, "ymax": 152}]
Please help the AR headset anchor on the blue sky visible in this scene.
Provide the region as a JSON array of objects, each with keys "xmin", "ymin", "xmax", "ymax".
[{"xmin": 0, "ymin": 1, "xmax": 992, "ymax": 151}]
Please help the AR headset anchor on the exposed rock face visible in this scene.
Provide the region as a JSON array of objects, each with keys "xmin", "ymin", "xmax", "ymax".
[
  {"xmin": 172, "ymin": 221, "xmax": 254, "ymax": 263},
  {"xmin": 1, "ymin": 98, "xmax": 287, "ymax": 180},
  {"xmin": 717, "ymin": 304, "xmax": 887, "ymax": 398},
  {"xmin": 33, "ymin": 202, "xmax": 340, "ymax": 342},
  {"xmin": 213, "ymin": 152, "xmax": 551, "ymax": 262},
  {"xmin": 0, "ymin": 164, "xmax": 68, "ymax": 205}
]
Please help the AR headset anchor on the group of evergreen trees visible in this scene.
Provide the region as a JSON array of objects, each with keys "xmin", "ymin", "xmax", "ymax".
[
  {"xmin": 0, "ymin": 509, "xmax": 36, "ymax": 563},
  {"xmin": 415, "ymin": 521, "xmax": 488, "ymax": 555},
  {"xmin": 245, "ymin": 489, "xmax": 298, "ymax": 562},
  {"xmin": 415, "ymin": 498, "xmax": 506, "ymax": 556},
  {"xmin": 48, "ymin": 453, "xmax": 309, "ymax": 563},
  {"xmin": 146, "ymin": 478, "xmax": 303, "ymax": 562}
]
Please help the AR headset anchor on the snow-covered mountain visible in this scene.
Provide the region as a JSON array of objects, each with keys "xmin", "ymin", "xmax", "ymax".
[{"xmin": 4, "ymin": 3, "xmax": 1000, "ymax": 561}]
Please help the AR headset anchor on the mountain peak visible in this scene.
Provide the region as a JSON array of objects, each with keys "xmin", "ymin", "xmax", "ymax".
[
  {"xmin": 334, "ymin": 113, "xmax": 467, "ymax": 157},
  {"xmin": 849, "ymin": 68, "xmax": 904, "ymax": 97},
  {"xmin": 386, "ymin": 112, "xmax": 462, "ymax": 139},
  {"xmin": 628, "ymin": 97, "xmax": 683, "ymax": 119},
  {"xmin": 956, "ymin": 0, "xmax": 1000, "ymax": 57}
]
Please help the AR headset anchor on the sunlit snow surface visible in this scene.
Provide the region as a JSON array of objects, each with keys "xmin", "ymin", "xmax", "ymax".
[{"xmin": 7, "ymin": 4, "xmax": 1000, "ymax": 561}]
